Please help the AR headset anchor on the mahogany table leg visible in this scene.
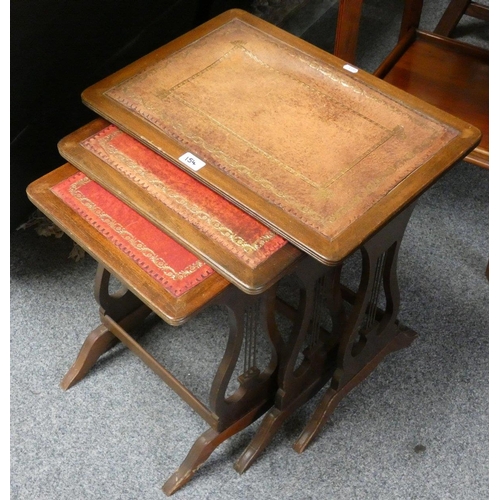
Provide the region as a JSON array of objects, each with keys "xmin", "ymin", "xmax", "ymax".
[
  {"xmin": 61, "ymin": 264, "xmax": 151, "ymax": 390},
  {"xmin": 100, "ymin": 282, "xmax": 284, "ymax": 495},
  {"xmin": 293, "ymin": 203, "xmax": 418, "ymax": 453},
  {"xmin": 162, "ymin": 404, "xmax": 270, "ymax": 496},
  {"xmin": 293, "ymin": 324, "xmax": 416, "ymax": 453},
  {"xmin": 163, "ymin": 285, "xmax": 282, "ymax": 494},
  {"xmin": 234, "ymin": 258, "xmax": 344, "ymax": 474},
  {"xmin": 61, "ymin": 324, "xmax": 118, "ymax": 390},
  {"xmin": 233, "ymin": 375, "xmax": 331, "ymax": 474}
]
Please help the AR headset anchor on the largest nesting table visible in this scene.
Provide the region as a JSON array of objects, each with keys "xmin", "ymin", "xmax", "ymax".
[{"xmin": 26, "ymin": 8, "xmax": 480, "ymax": 497}]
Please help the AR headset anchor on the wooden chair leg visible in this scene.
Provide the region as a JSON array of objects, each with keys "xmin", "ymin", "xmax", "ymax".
[
  {"xmin": 435, "ymin": 0, "xmax": 472, "ymax": 36},
  {"xmin": 334, "ymin": 0, "xmax": 364, "ymax": 63},
  {"xmin": 434, "ymin": 0, "xmax": 488, "ymax": 37}
]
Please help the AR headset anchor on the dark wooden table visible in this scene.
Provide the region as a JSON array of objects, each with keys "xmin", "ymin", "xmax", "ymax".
[{"xmin": 27, "ymin": 8, "xmax": 481, "ymax": 497}]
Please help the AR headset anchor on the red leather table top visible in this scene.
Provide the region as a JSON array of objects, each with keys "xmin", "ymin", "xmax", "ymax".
[
  {"xmin": 58, "ymin": 119, "xmax": 303, "ymax": 294},
  {"xmin": 51, "ymin": 171, "xmax": 215, "ymax": 297}
]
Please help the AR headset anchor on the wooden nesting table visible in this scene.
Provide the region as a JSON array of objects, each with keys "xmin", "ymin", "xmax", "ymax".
[{"xmin": 26, "ymin": 8, "xmax": 480, "ymax": 497}]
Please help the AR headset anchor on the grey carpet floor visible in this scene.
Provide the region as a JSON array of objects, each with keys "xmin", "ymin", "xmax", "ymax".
[{"xmin": 11, "ymin": 1, "xmax": 489, "ymax": 499}]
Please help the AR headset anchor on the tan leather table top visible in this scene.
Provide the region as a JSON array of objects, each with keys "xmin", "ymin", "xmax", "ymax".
[{"xmin": 82, "ymin": 9, "xmax": 481, "ymax": 265}]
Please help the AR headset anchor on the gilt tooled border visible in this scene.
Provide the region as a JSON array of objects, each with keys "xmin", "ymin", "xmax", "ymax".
[
  {"xmin": 81, "ymin": 126, "xmax": 286, "ymax": 269},
  {"xmin": 105, "ymin": 17, "xmax": 422, "ymax": 124},
  {"xmin": 105, "ymin": 17, "xmax": 457, "ymax": 144},
  {"xmin": 58, "ymin": 174, "xmax": 212, "ymax": 297},
  {"xmin": 158, "ymin": 42, "xmax": 394, "ymax": 189},
  {"xmin": 226, "ymin": 20, "xmax": 459, "ymax": 136},
  {"xmin": 105, "ymin": 82, "xmax": 451, "ymax": 240},
  {"xmin": 105, "ymin": 73, "xmax": 377, "ymax": 231},
  {"xmin": 107, "ymin": 43, "xmax": 395, "ymax": 194},
  {"xmin": 103, "ymin": 18, "xmax": 458, "ymax": 241}
]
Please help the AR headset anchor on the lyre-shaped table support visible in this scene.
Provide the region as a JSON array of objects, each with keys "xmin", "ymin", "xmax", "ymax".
[
  {"xmin": 60, "ymin": 264, "xmax": 151, "ymax": 390},
  {"xmin": 60, "ymin": 199, "xmax": 419, "ymax": 488},
  {"xmin": 162, "ymin": 284, "xmax": 282, "ymax": 495},
  {"xmin": 60, "ymin": 263, "xmax": 285, "ymax": 496},
  {"xmin": 234, "ymin": 257, "xmax": 344, "ymax": 473},
  {"xmin": 293, "ymin": 203, "xmax": 418, "ymax": 453},
  {"xmin": 235, "ymin": 202, "xmax": 419, "ymax": 472}
]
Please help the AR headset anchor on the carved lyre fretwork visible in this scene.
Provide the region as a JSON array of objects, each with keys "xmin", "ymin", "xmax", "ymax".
[
  {"xmin": 162, "ymin": 284, "xmax": 283, "ymax": 495},
  {"xmin": 276, "ymin": 259, "xmax": 343, "ymax": 409},
  {"xmin": 334, "ymin": 244, "xmax": 397, "ymax": 388},
  {"xmin": 209, "ymin": 285, "xmax": 281, "ymax": 430},
  {"xmin": 93, "ymin": 264, "xmax": 147, "ymax": 320},
  {"xmin": 293, "ymin": 203, "xmax": 418, "ymax": 453},
  {"xmin": 61, "ymin": 259, "xmax": 285, "ymax": 495},
  {"xmin": 233, "ymin": 257, "xmax": 343, "ymax": 474}
]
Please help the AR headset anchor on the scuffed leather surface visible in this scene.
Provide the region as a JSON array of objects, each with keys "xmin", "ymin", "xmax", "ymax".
[{"xmin": 106, "ymin": 18, "xmax": 458, "ymax": 241}]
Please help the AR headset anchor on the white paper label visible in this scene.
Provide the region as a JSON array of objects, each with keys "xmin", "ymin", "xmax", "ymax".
[
  {"xmin": 343, "ymin": 64, "xmax": 358, "ymax": 73},
  {"xmin": 179, "ymin": 152, "xmax": 206, "ymax": 171}
]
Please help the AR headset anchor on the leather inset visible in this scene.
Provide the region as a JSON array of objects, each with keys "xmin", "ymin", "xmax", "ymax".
[
  {"xmin": 80, "ymin": 124, "xmax": 288, "ymax": 269},
  {"xmin": 105, "ymin": 18, "xmax": 458, "ymax": 240},
  {"xmin": 51, "ymin": 172, "xmax": 214, "ymax": 297}
]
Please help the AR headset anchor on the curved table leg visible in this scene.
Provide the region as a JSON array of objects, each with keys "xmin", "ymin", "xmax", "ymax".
[
  {"xmin": 293, "ymin": 203, "xmax": 418, "ymax": 453},
  {"xmin": 161, "ymin": 284, "xmax": 284, "ymax": 494},
  {"xmin": 234, "ymin": 384, "xmax": 322, "ymax": 474},
  {"xmin": 102, "ymin": 283, "xmax": 283, "ymax": 495},
  {"xmin": 61, "ymin": 264, "xmax": 151, "ymax": 390},
  {"xmin": 162, "ymin": 404, "xmax": 267, "ymax": 496},
  {"xmin": 61, "ymin": 325, "xmax": 118, "ymax": 390},
  {"xmin": 234, "ymin": 258, "xmax": 343, "ymax": 474},
  {"xmin": 293, "ymin": 324, "xmax": 416, "ymax": 453}
]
